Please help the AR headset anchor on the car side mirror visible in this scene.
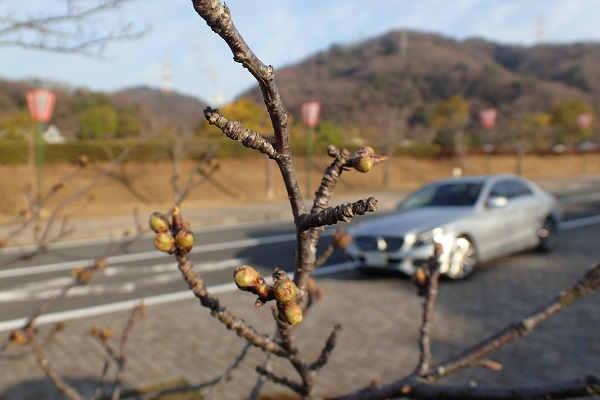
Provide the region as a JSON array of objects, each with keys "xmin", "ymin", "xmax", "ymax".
[{"xmin": 486, "ymin": 196, "xmax": 508, "ymax": 209}]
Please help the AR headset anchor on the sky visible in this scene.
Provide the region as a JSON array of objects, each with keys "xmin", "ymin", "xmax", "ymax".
[{"xmin": 2, "ymin": 1, "xmax": 600, "ymax": 105}]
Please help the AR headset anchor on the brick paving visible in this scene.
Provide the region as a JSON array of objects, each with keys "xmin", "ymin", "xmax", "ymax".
[
  {"xmin": 1, "ymin": 178, "xmax": 599, "ymax": 399},
  {"xmin": 1, "ymin": 245, "xmax": 599, "ymax": 399}
]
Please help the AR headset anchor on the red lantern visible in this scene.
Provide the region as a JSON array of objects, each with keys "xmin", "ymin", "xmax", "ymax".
[
  {"xmin": 301, "ymin": 102, "xmax": 321, "ymax": 128},
  {"xmin": 577, "ymin": 113, "xmax": 592, "ymax": 130},
  {"xmin": 26, "ymin": 89, "xmax": 56, "ymax": 123},
  {"xmin": 480, "ymin": 108, "xmax": 497, "ymax": 130}
]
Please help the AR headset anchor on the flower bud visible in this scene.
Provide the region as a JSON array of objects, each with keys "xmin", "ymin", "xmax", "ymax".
[
  {"xmin": 274, "ymin": 280, "xmax": 298, "ymax": 303},
  {"xmin": 278, "ymin": 302, "xmax": 303, "ymax": 325},
  {"xmin": 94, "ymin": 258, "xmax": 106, "ymax": 270},
  {"xmin": 71, "ymin": 266, "xmax": 94, "ymax": 283},
  {"xmin": 412, "ymin": 268, "xmax": 427, "ymax": 287},
  {"xmin": 76, "ymin": 154, "xmax": 90, "ymax": 168},
  {"xmin": 354, "ymin": 157, "xmax": 374, "ymax": 173},
  {"xmin": 9, "ymin": 330, "xmax": 29, "ymax": 346},
  {"xmin": 332, "ymin": 229, "xmax": 352, "ymax": 249},
  {"xmin": 149, "ymin": 212, "xmax": 171, "ymax": 233},
  {"xmin": 154, "ymin": 232, "xmax": 176, "ymax": 253},
  {"xmin": 175, "ymin": 229, "xmax": 195, "ymax": 252},
  {"xmin": 480, "ymin": 359, "xmax": 503, "ymax": 371},
  {"xmin": 233, "ymin": 265, "xmax": 260, "ymax": 291},
  {"xmin": 100, "ymin": 328, "xmax": 112, "ymax": 340}
]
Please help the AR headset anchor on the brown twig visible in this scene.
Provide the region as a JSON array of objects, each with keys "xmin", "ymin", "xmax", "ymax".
[
  {"xmin": 328, "ymin": 263, "xmax": 600, "ymax": 400},
  {"xmin": 0, "ymin": 0, "xmax": 148, "ymax": 55},
  {"xmin": 415, "ymin": 243, "xmax": 443, "ymax": 376},
  {"xmin": 402, "ymin": 377, "xmax": 600, "ymax": 400},
  {"xmin": 27, "ymin": 327, "xmax": 83, "ymax": 400},
  {"xmin": 310, "ymin": 324, "xmax": 342, "ymax": 372},
  {"xmin": 298, "ymin": 198, "xmax": 378, "ymax": 232}
]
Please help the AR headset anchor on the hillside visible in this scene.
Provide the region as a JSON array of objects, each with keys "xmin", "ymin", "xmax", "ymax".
[
  {"xmin": 111, "ymin": 86, "xmax": 207, "ymax": 134},
  {"xmin": 0, "ymin": 80, "xmax": 207, "ymax": 139},
  {"xmin": 3, "ymin": 30, "xmax": 600, "ymax": 144},
  {"xmin": 241, "ymin": 30, "xmax": 598, "ymax": 142}
]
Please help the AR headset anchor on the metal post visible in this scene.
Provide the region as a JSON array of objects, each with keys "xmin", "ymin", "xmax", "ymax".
[{"xmin": 36, "ymin": 122, "xmax": 45, "ymax": 201}]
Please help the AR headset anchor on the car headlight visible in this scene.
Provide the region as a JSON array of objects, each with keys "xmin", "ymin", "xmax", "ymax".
[{"xmin": 414, "ymin": 228, "xmax": 444, "ymax": 247}]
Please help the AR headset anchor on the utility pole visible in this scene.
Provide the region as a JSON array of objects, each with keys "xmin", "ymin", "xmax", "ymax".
[{"xmin": 162, "ymin": 50, "xmax": 173, "ymax": 94}]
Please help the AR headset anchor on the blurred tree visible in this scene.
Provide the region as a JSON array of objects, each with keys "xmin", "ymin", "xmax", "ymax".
[
  {"xmin": 507, "ymin": 111, "xmax": 553, "ymax": 174},
  {"xmin": 80, "ymin": 105, "xmax": 119, "ymax": 139},
  {"xmin": 0, "ymin": 0, "xmax": 147, "ymax": 55},
  {"xmin": 433, "ymin": 95, "xmax": 470, "ymax": 169},
  {"xmin": 0, "ymin": 111, "xmax": 36, "ymax": 139},
  {"xmin": 433, "ymin": 94, "xmax": 470, "ymax": 128},
  {"xmin": 409, "ymin": 104, "xmax": 437, "ymax": 129},
  {"xmin": 116, "ymin": 110, "xmax": 143, "ymax": 138},
  {"xmin": 316, "ymin": 121, "xmax": 347, "ymax": 146},
  {"xmin": 548, "ymin": 100, "xmax": 594, "ymax": 145}
]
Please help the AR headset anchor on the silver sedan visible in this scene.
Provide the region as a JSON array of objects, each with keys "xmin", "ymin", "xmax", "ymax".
[{"xmin": 345, "ymin": 174, "xmax": 562, "ymax": 279}]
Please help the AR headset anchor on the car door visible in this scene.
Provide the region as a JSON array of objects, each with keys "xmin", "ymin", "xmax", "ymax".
[
  {"xmin": 477, "ymin": 180, "xmax": 516, "ymax": 259},
  {"xmin": 503, "ymin": 179, "xmax": 543, "ymax": 248}
]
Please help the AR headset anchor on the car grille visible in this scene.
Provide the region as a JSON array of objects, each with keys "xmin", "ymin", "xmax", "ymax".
[{"xmin": 354, "ymin": 236, "xmax": 404, "ymax": 252}]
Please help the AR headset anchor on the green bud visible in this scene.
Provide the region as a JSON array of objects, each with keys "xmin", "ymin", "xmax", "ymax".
[
  {"xmin": 154, "ymin": 232, "xmax": 176, "ymax": 253},
  {"xmin": 175, "ymin": 229, "xmax": 195, "ymax": 252},
  {"xmin": 274, "ymin": 280, "xmax": 298, "ymax": 303},
  {"xmin": 149, "ymin": 212, "xmax": 171, "ymax": 233},
  {"xmin": 233, "ymin": 265, "xmax": 260, "ymax": 291},
  {"xmin": 354, "ymin": 157, "xmax": 374, "ymax": 173},
  {"xmin": 279, "ymin": 302, "xmax": 303, "ymax": 325}
]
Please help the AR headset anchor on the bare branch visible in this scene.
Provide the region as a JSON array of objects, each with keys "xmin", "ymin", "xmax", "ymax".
[
  {"xmin": 204, "ymin": 107, "xmax": 278, "ymax": 159},
  {"xmin": 415, "ymin": 243, "xmax": 443, "ymax": 376},
  {"xmin": 329, "ymin": 263, "xmax": 600, "ymax": 400},
  {"xmin": 298, "ymin": 198, "xmax": 378, "ymax": 232},
  {"xmin": 424, "ymin": 262, "xmax": 600, "ymax": 381},
  {"xmin": 402, "ymin": 377, "xmax": 600, "ymax": 400},
  {"xmin": 27, "ymin": 328, "xmax": 83, "ymax": 400},
  {"xmin": 310, "ymin": 324, "xmax": 342, "ymax": 372},
  {"xmin": 0, "ymin": 0, "xmax": 148, "ymax": 55}
]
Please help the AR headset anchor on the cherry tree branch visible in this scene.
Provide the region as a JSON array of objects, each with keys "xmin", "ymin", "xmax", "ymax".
[
  {"xmin": 298, "ymin": 198, "xmax": 378, "ymax": 232},
  {"xmin": 203, "ymin": 107, "xmax": 278, "ymax": 159},
  {"xmin": 329, "ymin": 263, "xmax": 600, "ymax": 400},
  {"xmin": 402, "ymin": 377, "xmax": 600, "ymax": 400},
  {"xmin": 0, "ymin": 0, "xmax": 148, "ymax": 55}
]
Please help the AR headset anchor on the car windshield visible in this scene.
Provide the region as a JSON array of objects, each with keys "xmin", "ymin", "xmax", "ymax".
[{"xmin": 398, "ymin": 182, "xmax": 484, "ymax": 210}]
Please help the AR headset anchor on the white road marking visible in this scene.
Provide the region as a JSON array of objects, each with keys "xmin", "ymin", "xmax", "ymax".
[
  {"xmin": 0, "ymin": 218, "xmax": 291, "ymax": 256},
  {"xmin": 0, "ymin": 232, "xmax": 297, "ymax": 278},
  {"xmin": 559, "ymin": 192, "xmax": 600, "ymax": 205},
  {"xmin": 560, "ymin": 215, "xmax": 600, "ymax": 230},
  {"xmin": 0, "ymin": 258, "xmax": 247, "ymax": 302},
  {"xmin": 0, "ymin": 262, "xmax": 354, "ymax": 332}
]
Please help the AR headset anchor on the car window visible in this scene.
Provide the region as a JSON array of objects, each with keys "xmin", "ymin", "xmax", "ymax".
[
  {"xmin": 489, "ymin": 181, "xmax": 510, "ymax": 198},
  {"xmin": 399, "ymin": 182, "xmax": 483, "ymax": 209},
  {"xmin": 489, "ymin": 179, "xmax": 533, "ymax": 199},
  {"xmin": 507, "ymin": 180, "xmax": 533, "ymax": 197}
]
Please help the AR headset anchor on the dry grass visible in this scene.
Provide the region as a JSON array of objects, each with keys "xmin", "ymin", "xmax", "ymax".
[{"xmin": 0, "ymin": 153, "xmax": 598, "ymax": 224}]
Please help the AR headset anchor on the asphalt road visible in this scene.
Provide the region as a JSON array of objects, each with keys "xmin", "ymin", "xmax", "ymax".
[{"xmin": 1, "ymin": 187, "xmax": 600, "ymax": 330}]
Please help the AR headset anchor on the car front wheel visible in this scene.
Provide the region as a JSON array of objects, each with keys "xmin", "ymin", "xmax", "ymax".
[{"xmin": 445, "ymin": 236, "xmax": 477, "ymax": 280}]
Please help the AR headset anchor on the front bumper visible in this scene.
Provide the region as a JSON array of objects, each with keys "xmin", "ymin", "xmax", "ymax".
[{"xmin": 346, "ymin": 244, "xmax": 437, "ymax": 276}]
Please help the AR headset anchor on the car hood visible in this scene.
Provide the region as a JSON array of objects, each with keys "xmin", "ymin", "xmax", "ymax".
[{"xmin": 351, "ymin": 207, "xmax": 474, "ymax": 237}]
